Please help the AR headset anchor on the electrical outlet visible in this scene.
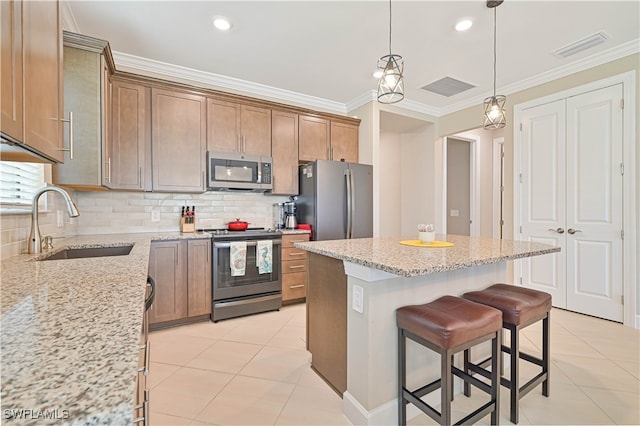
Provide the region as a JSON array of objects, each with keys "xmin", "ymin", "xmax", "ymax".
[
  {"xmin": 57, "ymin": 210, "xmax": 64, "ymax": 227},
  {"xmin": 151, "ymin": 209, "xmax": 160, "ymax": 222},
  {"xmin": 352, "ymin": 285, "xmax": 364, "ymax": 313}
]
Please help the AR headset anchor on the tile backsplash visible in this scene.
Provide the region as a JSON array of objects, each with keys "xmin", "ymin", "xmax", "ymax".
[{"xmin": 0, "ymin": 190, "xmax": 291, "ymax": 260}]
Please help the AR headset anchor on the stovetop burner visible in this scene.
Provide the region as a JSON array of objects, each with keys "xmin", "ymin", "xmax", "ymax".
[{"xmin": 198, "ymin": 227, "xmax": 282, "ymax": 239}]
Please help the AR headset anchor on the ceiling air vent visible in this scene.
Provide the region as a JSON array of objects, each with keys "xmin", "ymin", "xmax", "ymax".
[
  {"xmin": 553, "ymin": 32, "xmax": 610, "ymax": 58},
  {"xmin": 421, "ymin": 77, "xmax": 476, "ymax": 97}
]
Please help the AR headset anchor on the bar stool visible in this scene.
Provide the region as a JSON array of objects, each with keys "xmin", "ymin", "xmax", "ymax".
[
  {"xmin": 396, "ymin": 295, "xmax": 503, "ymax": 425},
  {"xmin": 462, "ymin": 284, "xmax": 551, "ymax": 424}
]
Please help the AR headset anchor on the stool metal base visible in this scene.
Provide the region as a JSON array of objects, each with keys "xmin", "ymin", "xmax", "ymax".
[
  {"xmin": 464, "ymin": 312, "xmax": 550, "ymax": 424},
  {"xmin": 398, "ymin": 329, "xmax": 501, "ymax": 426}
]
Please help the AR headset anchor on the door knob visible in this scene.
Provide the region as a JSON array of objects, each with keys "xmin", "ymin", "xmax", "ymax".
[
  {"xmin": 548, "ymin": 227, "xmax": 565, "ymax": 234},
  {"xmin": 567, "ymin": 228, "xmax": 582, "ymax": 235}
]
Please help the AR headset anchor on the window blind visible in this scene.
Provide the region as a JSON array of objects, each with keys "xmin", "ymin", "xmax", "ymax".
[{"xmin": 0, "ymin": 162, "xmax": 45, "ymax": 205}]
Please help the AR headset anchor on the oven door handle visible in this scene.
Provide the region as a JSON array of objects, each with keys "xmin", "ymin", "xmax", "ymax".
[{"xmin": 214, "ymin": 239, "xmax": 282, "ymax": 249}]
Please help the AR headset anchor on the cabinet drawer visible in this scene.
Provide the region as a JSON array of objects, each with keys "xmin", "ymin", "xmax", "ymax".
[
  {"xmin": 283, "ymin": 258, "xmax": 307, "ymax": 274},
  {"xmin": 282, "ymin": 272, "xmax": 306, "ymax": 300},
  {"xmin": 282, "ymin": 234, "xmax": 310, "ymax": 248},
  {"xmin": 282, "ymin": 247, "xmax": 307, "ymax": 260}
]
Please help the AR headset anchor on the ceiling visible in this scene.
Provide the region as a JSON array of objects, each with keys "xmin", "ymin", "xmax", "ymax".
[{"xmin": 66, "ymin": 1, "xmax": 639, "ymax": 116}]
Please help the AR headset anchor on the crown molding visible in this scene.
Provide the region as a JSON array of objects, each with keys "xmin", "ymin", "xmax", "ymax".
[
  {"xmin": 108, "ymin": 37, "xmax": 638, "ymax": 120},
  {"xmin": 438, "ymin": 38, "xmax": 640, "ymax": 116},
  {"xmin": 112, "ymin": 52, "xmax": 347, "ymax": 115},
  {"xmin": 60, "ymin": 0, "xmax": 80, "ymax": 33}
]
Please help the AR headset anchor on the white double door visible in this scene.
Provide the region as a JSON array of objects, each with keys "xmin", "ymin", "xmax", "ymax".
[{"xmin": 518, "ymin": 84, "xmax": 623, "ymax": 322}]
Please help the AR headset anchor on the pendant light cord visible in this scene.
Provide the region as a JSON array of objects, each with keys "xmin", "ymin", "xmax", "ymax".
[
  {"xmin": 388, "ymin": 0, "xmax": 392, "ymax": 55},
  {"xmin": 492, "ymin": 6, "xmax": 497, "ymax": 97}
]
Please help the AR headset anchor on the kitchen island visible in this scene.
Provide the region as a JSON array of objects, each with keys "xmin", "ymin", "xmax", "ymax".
[
  {"xmin": 294, "ymin": 234, "xmax": 559, "ymax": 425},
  {"xmin": 0, "ymin": 232, "xmax": 210, "ymax": 425}
]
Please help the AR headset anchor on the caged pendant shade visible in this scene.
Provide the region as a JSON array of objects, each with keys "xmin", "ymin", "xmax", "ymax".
[
  {"xmin": 483, "ymin": 0, "xmax": 506, "ymax": 129},
  {"xmin": 377, "ymin": 0, "xmax": 404, "ymax": 104}
]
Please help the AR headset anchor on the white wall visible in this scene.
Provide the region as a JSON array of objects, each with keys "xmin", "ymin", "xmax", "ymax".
[
  {"xmin": 400, "ymin": 128, "xmax": 434, "ymax": 237},
  {"xmin": 379, "ymin": 132, "xmax": 401, "ymax": 237}
]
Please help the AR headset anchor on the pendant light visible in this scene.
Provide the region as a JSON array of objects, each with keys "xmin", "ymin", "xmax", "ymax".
[
  {"xmin": 483, "ymin": 0, "xmax": 506, "ymax": 129},
  {"xmin": 377, "ymin": 0, "xmax": 404, "ymax": 104}
]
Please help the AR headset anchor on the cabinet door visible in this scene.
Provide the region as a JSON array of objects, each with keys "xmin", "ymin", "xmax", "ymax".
[
  {"xmin": 22, "ymin": 0, "xmax": 63, "ymax": 162},
  {"xmin": 298, "ymin": 115, "xmax": 330, "ymax": 162},
  {"xmin": 152, "ymin": 88, "xmax": 206, "ymax": 192},
  {"xmin": 330, "ymin": 121, "xmax": 359, "ymax": 163},
  {"xmin": 187, "ymin": 239, "xmax": 212, "ymax": 317},
  {"xmin": 53, "ymin": 46, "xmax": 102, "ymax": 187},
  {"xmin": 271, "ymin": 110, "xmax": 298, "ymax": 194},
  {"xmin": 207, "ymin": 98, "xmax": 240, "ymax": 153},
  {"xmin": 1, "ymin": 0, "xmax": 23, "ymax": 141},
  {"xmin": 109, "ymin": 79, "xmax": 150, "ymax": 190},
  {"xmin": 148, "ymin": 241, "xmax": 188, "ymax": 324},
  {"xmin": 240, "ymin": 104, "xmax": 271, "ymax": 156}
]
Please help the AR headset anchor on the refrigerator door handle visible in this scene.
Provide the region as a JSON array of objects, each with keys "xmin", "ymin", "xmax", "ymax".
[{"xmin": 345, "ymin": 169, "xmax": 353, "ymax": 239}]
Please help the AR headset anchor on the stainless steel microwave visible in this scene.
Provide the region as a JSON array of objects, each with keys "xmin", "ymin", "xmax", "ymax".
[{"xmin": 207, "ymin": 151, "xmax": 273, "ymax": 192}]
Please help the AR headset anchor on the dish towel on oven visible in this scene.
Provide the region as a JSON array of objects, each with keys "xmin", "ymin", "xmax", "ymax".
[
  {"xmin": 257, "ymin": 240, "xmax": 273, "ymax": 274},
  {"xmin": 230, "ymin": 241, "xmax": 247, "ymax": 276}
]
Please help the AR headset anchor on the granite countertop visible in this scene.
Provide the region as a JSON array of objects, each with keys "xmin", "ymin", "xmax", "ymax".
[
  {"xmin": 294, "ymin": 234, "xmax": 560, "ymax": 278},
  {"xmin": 0, "ymin": 232, "xmax": 210, "ymax": 425}
]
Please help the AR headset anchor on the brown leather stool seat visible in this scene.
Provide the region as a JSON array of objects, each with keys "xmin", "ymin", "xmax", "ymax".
[
  {"xmin": 462, "ymin": 284, "xmax": 551, "ymax": 424},
  {"xmin": 396, "ymin": 295, "xmax": 503, "ymax": 425}
]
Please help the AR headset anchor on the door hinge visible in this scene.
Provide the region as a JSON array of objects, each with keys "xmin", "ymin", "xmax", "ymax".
[
  {"xmin": 620, "ymin": 99, "xmax": 624, "ymax": 109},
  {"xmin": 519, "ymin": 123, "xmax": 523, "ymax": 131},
  {"xmin": 519, "ymin": 277, "xmax": 523, "ymax": 285},
  {"xmin": 621, "ymin": 229, "xmax": 624, "ymax": 240},
  {"xmin": 500, "ymin": 220, "xmax": 505, "ymax": 225},
  {"xmin": 620, "ymin": 163, "xmax": 624, "ymax": 175},
  {"xmin": 519, "ymin": 173, "xmax": 523, "ymax": 183},
  {"xmin": 500, "ymin": 185, "xmax": 505, "ymax": 192},
  {"xmin": 621, "ymin": 295, "xmax": 624, "ymax": 304},
  {"xmin": 519, "ymin": 225, "xmax": 523, "ymax": 234}
]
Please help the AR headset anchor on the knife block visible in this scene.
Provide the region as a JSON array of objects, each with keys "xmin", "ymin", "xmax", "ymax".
[{"xmin": 180, "ymin": 217, "xmax": 196, "ymax": 233}]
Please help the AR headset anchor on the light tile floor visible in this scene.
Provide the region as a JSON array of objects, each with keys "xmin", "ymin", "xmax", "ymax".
[{"xmin": 148, "ymin": 304, "xmax": 639, "ymax": 425}]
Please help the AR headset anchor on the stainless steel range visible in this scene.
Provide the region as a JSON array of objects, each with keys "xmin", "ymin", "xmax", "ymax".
[{"xmin": 200, "ymin": 228, "xmax": 282, "ymax": 322}]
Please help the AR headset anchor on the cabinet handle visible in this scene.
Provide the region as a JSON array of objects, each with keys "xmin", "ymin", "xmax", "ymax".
[
  {"xmin": 288, "ymin": 252, "xmax": 306, "ymax": 257},
  {"xmin": 59, "ymin": 111, "xmax": 74, "ymax": 160},
  {"xmin": 106, "ymin": 157, "xmax": 112, "ymax": 183},
  {"xmin": 137, "ymin": 340, "xmax": 150, "ymax": 376},
  {"xmin": 288, "ymin": 265, "xmax": 305, "ymax": 269},
  {"xmin": 132, "ymin": 389, "xmax": 149, "ymax": 424},
  {"xmin": 289, "ymin": 284, "xmax": 305, "ymax": 289},
  {"xmin": 290, "ymin": 240, "xmax": 307, "ymax": 243}
]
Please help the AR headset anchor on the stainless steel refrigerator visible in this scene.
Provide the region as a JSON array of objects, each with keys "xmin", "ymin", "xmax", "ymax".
[{"xmin": 297, "ymin": 160, "xmax": 373, "ymax": 241}]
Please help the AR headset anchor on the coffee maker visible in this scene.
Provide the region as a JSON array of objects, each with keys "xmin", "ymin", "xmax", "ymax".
[{"xmin": 284, "ymin": 201, "xmax": 297, "ymax": 229}]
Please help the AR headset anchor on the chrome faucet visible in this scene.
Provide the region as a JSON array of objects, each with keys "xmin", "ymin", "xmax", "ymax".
[{"xmin": 28, "ymin": 186, "xmax": 80, "ymax": 254}]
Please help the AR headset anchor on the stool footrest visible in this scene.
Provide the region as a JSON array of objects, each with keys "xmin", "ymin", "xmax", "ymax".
[
  {"xmin": 519, "ymin": 371, "xmax": 548, "ymax": 398},
  {"xmin": 456, "ymin": 401, "xmax": 498, "ymax": 426},
  {"xmin": 453, "ymin": 366, "xmax": 492, "ymax": 395},
  {"xmin": 403, "ymin": 388, "xmax": 440, "ymax": 421},
  {"xmin": 412, "ymin": 378, "xmax": 442, "ymax": 399},
  {"xmin": 502, "ymin": 346, "xmax": 544, "ymax": 368}
]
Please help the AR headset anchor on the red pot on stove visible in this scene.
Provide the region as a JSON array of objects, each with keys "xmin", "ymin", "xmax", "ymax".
[{"xmin": 228, "ymin": 218, "xmax": 250, "ymax": 231}]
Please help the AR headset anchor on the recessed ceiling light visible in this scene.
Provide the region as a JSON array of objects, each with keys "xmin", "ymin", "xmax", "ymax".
[
  {"xmin": 455, "ymin": 19, "xmax": 473, "ymax": 32},
  {"xmin": 213, "ymin": 17, "xmax": 231, "ymax": 31}
]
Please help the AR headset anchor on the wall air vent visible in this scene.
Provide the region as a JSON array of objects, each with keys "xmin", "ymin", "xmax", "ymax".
[
  {"xmin": 553, "ymin": 32, "xmax": 610, "ymax": 58},
  {"xmin": 420, "ymin": 77, "xmax": 476, "ymax": 97}
]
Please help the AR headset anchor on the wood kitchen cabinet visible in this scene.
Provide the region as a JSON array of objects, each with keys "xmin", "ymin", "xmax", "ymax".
[
  {"xmin": 207, "ymin": 98, "xmax": 272, "ymax": 156},
  {"xmin": 271, "ymin": 110, "xmax": 299, "ymax": 195},
  {"xmin": 52, "ymin": 32, "xmax": 115, "ymax": 189},
  {"xmin": 108, "ymin": 78, "xmax": 151, "ymax": 191},
  {"xmin": 1, "ymin": 0, "xmax": 64, "ymax": 163},
  {"xmin": 298, "ymin": 114, "xmax": 330, "ymax": 162},
  {"xmin": 330, "ymin": 120, "xmax": 359, "ymax": 163},
  {"xmin": 148, "ymin": 239, "xmax": 212, "ymax": 329},
  {"xmin": 151, "ymin": 88, "xmax": 206, "ymax": 192},
  {"xmin": 281, "ymin": 233, "xmax": 309, "ymax": 302}
]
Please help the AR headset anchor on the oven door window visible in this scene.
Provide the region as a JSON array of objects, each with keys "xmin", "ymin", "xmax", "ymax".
[
  {"xmin": 211, "ymin": 158, "xmax": 258, "ymax": 184},
  {"xmin": 214, "ymin": 242, "xmax": 281, "ymax": 297}
]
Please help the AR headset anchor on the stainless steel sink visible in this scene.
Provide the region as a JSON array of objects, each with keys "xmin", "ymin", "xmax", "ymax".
[{"xmin": 41, "ymin": 245, "xmax": 133, "ymax": 260}]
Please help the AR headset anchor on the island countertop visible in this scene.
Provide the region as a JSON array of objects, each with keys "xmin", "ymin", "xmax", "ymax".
[
  {"xmin": 0, "ymin": 232, "xmax": 211, "ymax": 425},
  {"xmin": 294, "ymin": 234, "xmax": 560, "ymax": 278}
]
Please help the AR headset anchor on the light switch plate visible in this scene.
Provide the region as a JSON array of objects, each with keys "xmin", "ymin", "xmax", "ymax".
[
  {"xmin": 151, "ymin": 209, "xmax": 160, "ymax": 222},
  {"xmin": 56, "ymin": 210, "xmax": 64, "ymax": 227},
  {"xmin": 352, "ymin": 285, "xmax": 364, "ymax": 313},
  {"xmin": 450, "ymin": 209, "xmax": 460, "ymax": 217}
]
